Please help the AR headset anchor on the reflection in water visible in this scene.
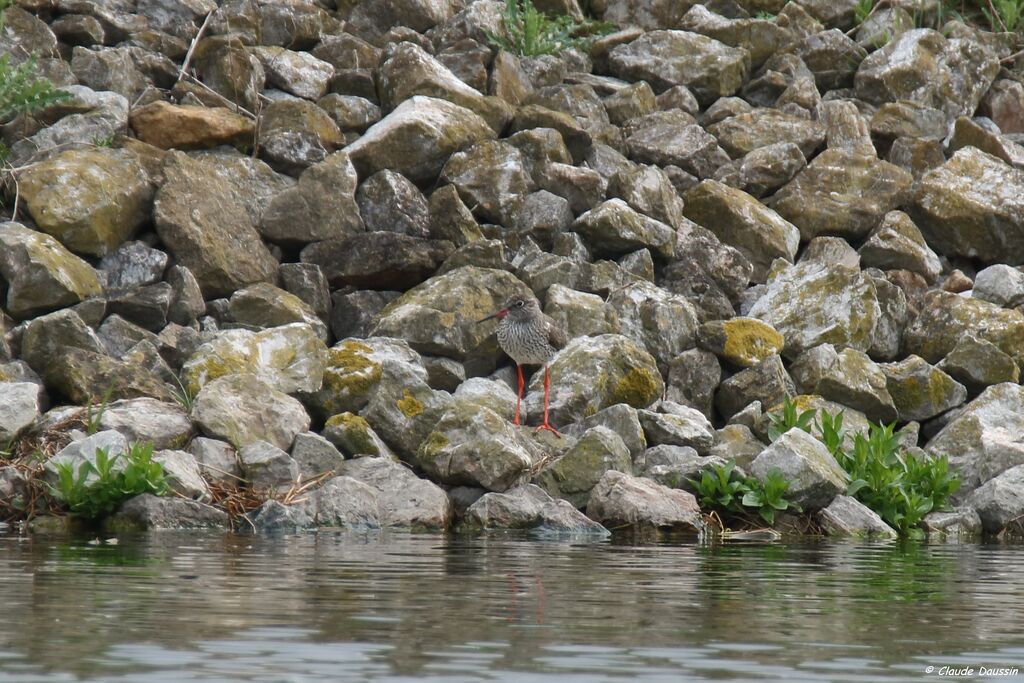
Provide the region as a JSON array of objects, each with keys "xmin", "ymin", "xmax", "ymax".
[{"xmin": 1, "ymin": 532, "xmax": 1023, "ymax": 682}]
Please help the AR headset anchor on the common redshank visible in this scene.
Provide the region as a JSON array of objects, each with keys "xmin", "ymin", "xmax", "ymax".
[{"xmin": 477, "ymin": 293, "xmax": 567, "ymax": 436}]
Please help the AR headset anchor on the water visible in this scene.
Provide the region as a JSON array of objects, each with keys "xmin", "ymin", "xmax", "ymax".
[{"xmin": 1, "ymin": 532, "xmax": 1023, "ymax": 683}]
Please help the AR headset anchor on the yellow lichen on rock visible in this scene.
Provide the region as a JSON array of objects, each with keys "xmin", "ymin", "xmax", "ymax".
[
  {"xmin": 397, "ymin": 388, "xmax": 425, "ymax": 417},
  {"xmin": 611, "ymin": 366, "xmax": 661, "ymax": 407},
  {"xmin": 721, "ymin": 318, "xmax": 785, "ymax": 367}
]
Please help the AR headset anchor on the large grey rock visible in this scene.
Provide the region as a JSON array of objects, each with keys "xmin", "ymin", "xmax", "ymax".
[
  {"xmin": 244, "ymin": 500, "xmax": 315, "ymax": 531},
  {"xmin": 463, "ymin": 484, "xmax": 609, "ymax": 536},
  {"xmin": 666, "ymin": 349, "xmax": 721, "ymax": 419},
  {"xmin": 707, "ymin": 108, "xmax": 825, "ymax": 160},
  {"xmin": 297, "ymin": 475, "xmax": 383, "ymax": 528},
  {"xmin": 250, "ymin": 46, "xmax": 333, "ymax": 100},
  {"xmin": 44, "ymin": 430, "xmax": 129, "ymax": 488},
  {"xmin": 563, "ymin": 403, "xmax": 647, "ymax": 461},
  {"xmin": 937, "ymin": 335, "xmax": 1020, "ymax": 395},
  {"xmin": 191, "ymin": 374, "xmax": 310, "ymax": 451},
  {"xmin": 98, "ymin": 241, "xmax": 168, "ymax": 293},
  {"xmin": 660, "ymin": 217, "xmax": 753, "ymax": 320},
  {"xmin": 966, "ymin": 464, "xmax": 1024, "ymax": 534},
  {"xmin": 533, "ymin": 426, "xmax": 632, "ymax": 508},
  {"xmin": 322, "ymin": 413, "xmax": 396, "ymax": 460},
  {"xmin": 543, "ymin": 285, "xmax": 619, "ymax": 339},
  {"xmin": 8, "ymin": 87, "xmax": 128, "ymax": 167},
  {"xmin": 923, "ymin": 506, "xmax": 983, "ymax": 540},
  {"xmin": 572, "ymin": 199, "xmax": 676, "ymax": 260},
  {"xmin": 356, "ymin": 170, "xmax": 430, "ymax": 238},
  {"xmin": 0, "ymin": 382, "xmax": 41, "ymax": 444},
  {"xmin": 97, "ymin": 398, "xmax": 192, "ymax": 451},
  {"xmin": 109, "ymin": 494, "xmax": 229, "ymax": 530},
  {"xmin": 928, "ymin": 383, "xmax": 1024, "ymax": 497},
  {"xmin": 790, "ymin": 346, "xmax": 897, "ymax": 424},
  {"xmin": 858, "ymin": 210, "xmax": 942, "ymax": 283},
  {"xmin": 633, "ymin": 445, "xmax": 726, "ymax": 491},
  {"xmin": 300, "ymin": 232, "xmax": 453, "ymax": 290},
  {"xmin": 607, "ymin": 281, "xmax": 699, "ymax": 372},
  {"xmin": 607, "ymin": 164, "xmax": 685, "ymax": 229},
  {"xmin": 818, "ymin": 495, "xmax": 897, "ymax": 538},
  {"xmin": 638, "ymin": 405, "xmax": 714, "ymax": 453},
  {"xmin": 290, "ymin": 432, "xmax": 345, "ymax": 478},
  {"xmin": 153, "ymin": 449, "xmax": 210, "ymax": 502},
  {"xmin": 228, "ymin": 284, "xmax": 329, "ymax": 342},
  {"xmin": 715, "ymin": 354, "xmax": 795, "ymax": 420},
  {"xmin": 238, "ymin": 440, "xmax": 299, "ymax": 491},
  {"xmin": 881, "ymin": 355, "xmax": 967, "ymax": 422},
  {"xmin": 188, "ymin": 437, "xmax": 240, "ymax": 483},
  {"xmin": 440, "ymin": 140, "xmax": 535, "ymax": 224},
  {"xmin": 903, "ymin": 291, "xmax": 1024, "ymax": 369},
  {"xmin": 624, "ymin": 116, "xmax": 731, "ymax": 179},
  {"xmin": 973, "ymin": 265, "xmax": 1024, "ymax": 309},
  {"xmin": 309, "ymin": 337, "xmax": 427, "ymax": 417},
  {"xmin": 337, "ymin": 457, "xmax": 452, "ymax": 530},
  {"xmin": 749, "ymin": 428, "xmax": 848, "ymax": 510},
  {"xmin": 360, "ymin": 359, "xmax": 452, "ymax": 460},
  {"xmin": 586, "ymin": 470, "xmax": 704, "ymax": 533}
]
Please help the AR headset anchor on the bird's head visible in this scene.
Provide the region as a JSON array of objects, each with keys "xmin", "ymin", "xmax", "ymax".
[{"xmin": 476, "ymin": 294, "xmax": 540, "ymax": 323}]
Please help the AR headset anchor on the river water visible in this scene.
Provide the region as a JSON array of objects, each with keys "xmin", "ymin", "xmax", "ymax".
[{"xmin": 1, "ymin": 531, "xmax": 1022, "ymax": 682}]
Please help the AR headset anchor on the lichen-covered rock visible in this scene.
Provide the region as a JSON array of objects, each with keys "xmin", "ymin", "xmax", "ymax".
[
  {"xmin": 322, "ymin": 412, "xmax": 396, "ymax": 459},
  {"xmin": 683, "ymin": 180, "xmax": 799, "ymax": 282},
  {"xmin": 182, "ymin": 324, "xmax": 327, "ymax": 396},
  {"xmin": 927, "ymin": 383, "xmax": 1024, "ymax": 497},
  {"xmin": 44, "ymin": 430, "xmax": 129, "ymax": 488},
  {"xmin": 543, "ymin": 284, "xmax": 619, "ymax": 339},
  {"xmin": 586, "ymin": 470, "xmax": 704, "ymax": 533},
  {"xmin": 790, "ymin": 345, "xmax": 897, "ymax": 423},
  {"xmin": 534, "ymin": 426, "xmax": 632, "ymax": 508},
  {"xmin": 108, "ymin": 494, "xmax": 229, "ymax": 530},
  {"xmin": 98, "ymin": 241, "xmax": 168, "ymax": 294},
  {"xmin": 638, "ymin": 405, "xmax": 714, "ymax": 452},
  {"xmin": 258, "ymin": 99, "xmax": 343, "ymax": 175},
  {"xmin": 18, "ymin": 148, "xmax": 153, "ymax": 258},
  {"xmin": 258, "ymin": 152, "xmax": 364, "ymax": 245},
  {"xmin": 665, "ymin": 349, "xmax": 721, "ymax": 419},
  {"xmin": 858, "ymin": 210, "xmax": 942, "ymax": 283},
  {"xmin": 720, "ymin": 141, "xmax": 806, "ymax": 199},
  {"xmin": 310, "ymin": 337, "xmax": 426, "ymax": 417},
  {"xmin": 417, "ymin": 403, "xmax": 538, "ymax": 492},
  {"xmin": 337, "ymin": 457, "xmax": 452, "ymax": 529},
  {"xmin": 345, "ymin": 96, "xmax": 496, "ymax": 184},
  {"xmin": 191, "ymin": 373, "xmax": 310, "ymax": 451},
  {"xmin": 356, "ymin": 170, "xmax": 430, "ymax": 238},
  {"xmin": 623, "ymin": 115, "xmax": 731, "ymax": 179},
  {"xmin": 708, "ymin": 424, "xmax": 765, "ymax": 471},
  {"xmin": 129, "ymin": 101, "xmax": 255, "ymax": 150},
  {"xmin": 910, "ymin": 148, "xmax": 1024, "ymax": 264},
  {"xmin": 194, "ymin": 39, "xmax": 265, "ymax": 113},
  {"xmin": 633, "ymin": 444, "xmax": 724, "ymax": 490},
  {"xmin": 361, "ymin": 362, "xmax": 453, "ymax": 460},
  {"xmin": 572, "ymin": 199, "xmax": 675, "ymax": 260},
  {"xmin": 880, "ymin": 355, "xmax": 967, "ymax": 422},
  {"xmin": 300, "ymin": 232, "xmax": 453, "ymax": 291},
  {"xmin": 97, "ymin": 398, "xmax": 192, "ymax": 450},
  {"xmin": 439, "ymin": 140, "xmax": 535, "ymax": 225},
  {"xmin": 563, "ymin": 403, "xmax": 647, "ymax": 460},
  {"xmin": 697, "ymin": 317, "xmax": 784, "ymax": 368},
  {"xmin": 818, "ymin": 495, "xmax": 897, "ymax": 538},
  {"xmin": 854, "ymin": 28, "xmax": 999, "ymax": 120},
  {"xmin": 679, "ymin": 5, "xmax": 792, "ymax": 70},
  {"xmin": 715, "ymin": 354, "xmax": 795, "ymax": 420},
  {"xmin": 937, "ymin": 335, "xmax": 1020, "ymax": 395},
  {"xmin": 708, "ymin": 108, "xmax": 824, "ymax": 160},
  {"xmin": 524, "ymin": 334, "xmax": 663, "ymax": 426},
  {"xmin": 0, "ymin": 222, "xmax": 102, "ymax": 318},
  {"xmin": 608, "ymin": 30, "xmax": 749, "ymax": 106},
  {"xmin": 289, "ymin": 431, "xmax": 345, "ymax": 478},
  {"xmin": 749, "ymin": 428, "xmax": 848, "ymax": 509},
  {"xmin": 606, "ymin": 164, "xmax": 685, "ymax": 229},
  {"xmin": 903, "ymin": 291, "xmax": 1024, "ymax": 369},
  {"xmin": 462, "ymin": 483, "xmax": 609, "ymax": 535},
  {"xmin": 770, "ymin": 149, "xmax": 914, "ymax": 242},
  {"xmin": 748, "ymin": 258, "xmax": 880, "ymax": 358},
  {"xmin": 452, "ymin": 377, "xmax": 518, "ymax": 422},
  {"xmin": 250, "ymin": 46, "xmax": 333, "ymax": 100},
  {"xmin": 607, "ymin": 281, "xmax": 699, "ymax": 372},
  {"xmin": 228, "ymin": 284, "xmax": 328, "ymax": 341},
  {"xmin": 154, "ymin": 152, "xmax": 278, "ymax": 298},
  {"xmin": 0, "ymin": 383, "xmax": 41, "ymax": 444},
  {"xmin": 966, "ymin": 464, "xmax": 1024, "ymax": 534},
  {"xmin": 659, "ymin": 217, "xmax": 752, "ymax": 319}
]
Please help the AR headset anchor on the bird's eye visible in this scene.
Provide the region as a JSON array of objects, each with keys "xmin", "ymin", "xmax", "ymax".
[{"xmin": 516, "ymin": 300, "xmax": 525, "ymax": 307}]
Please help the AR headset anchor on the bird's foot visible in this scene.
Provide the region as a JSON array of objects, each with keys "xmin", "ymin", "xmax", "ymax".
[{"xmin": 534, "ymin": 423, "xmax": 561, "ymax": 438}]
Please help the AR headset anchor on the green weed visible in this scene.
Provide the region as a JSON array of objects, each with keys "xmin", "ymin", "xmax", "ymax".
[
  {"xmin": 85, "ymin": 386, "xmax": 115, "ymax": 435},
  {"xmin": 487, "ymin": 0, "xmax": 613, "ymax": 57},
  {"xmin": 855, "ymin": 0, "xmax": 875, "ymax": 24},
  {"xmin": 0, "ymin": 54, "xmax": 72, "ymax": 122},
  {"xmin": 766, "ymin": 396, "xmax": 815, "ymax": 442},
  {"xmin": 47, "ymin": 442, "xmax": 170, "ymax": 519},
  {"xmin": 168, "ymin": 374, "xmax": 197, "ymax": 411},
  {"xmin": 689, "ymin": 461, "xmax": 799, "ymax": 526}
]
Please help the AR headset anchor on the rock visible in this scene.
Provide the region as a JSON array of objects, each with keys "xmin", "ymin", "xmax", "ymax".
[
  {"xmin": 356, "ymin": 170, "xmax": 430, "ymax": 238},
  {"xmin": 927, "ymin": 383, "xmax": 1024, "ymax": 496},
  {"xmin": 572, "ymin": 199, "xmax": 675, "ymax": 260},
  {"xmin": 770, "ymin": 149, "xmax": 914, "ymax": 242},
  {"xmin": 98, "ymin": 241, "xmax": 168, "ymax": 293},
  {"xmin": 243, "ymin": 499, "xmax": 314, "ymax": 531},
  {"xmin": 153, "ymin": 449, "xmax": 210, "ymax": 502},
  {"xmin": 818, "ymin": 495, "xmax": 897, "ymax": 538},
  {"xmin": 318, "ymin": 94, "xmax": 381, "ymax": 133},
  {"xmin": 259, "ymin": 152, "xmax": 364, "ymax": 245},
  {"xmin": 973, "ymin": 265, "xmax": 1024, "ymax": 309},
  {"xmin": 189, "ymin": 149, "xmax": 295, "ymax": 228},
  {"xmin": 300, "ymin": 232, "xmax": 453, "ymax": 291},
  {"xmin": 417, "ymin": 403, "xmax": 537, "ymax": 492},
  {"xmin": 0, "ymin": 383, "xmax": 41, "ymax": 443},
  {"xmin": 280, "ymin": 263, "xmax": 331, "ymax": 322},
  {"xmin": 345, "ymin": 96, "xmax": 495, "ymax": 184},
  {"xmin": 715, "ymin": 354, "xmax": 796, "ymax": 420},
  {"xmin": 18, "ymin": 148, "xmax": 153, "ymax": 258},
  {"xmin": 937, "ymin": 335, "xmax": 1020, "ymax": 395},
  {"xmin": 708, "ymin": 424, "xmax": 765, "ymax": 471},
  {"xmin": 193, "ymin": 39, "xmax": 265, "ymax": 112},
  {"xmin": 105, "ymin": 283, "xmax": 171, "ymax": 331},
  {"xmin": 44, "ymin": 430, "xmax": 129, "ymax": 488},
  {"xmin": 439, "ymin": 140, "xmax": 535, "ymax": 224},
  {"xmin": 0, "ymin": 222, "xmax": 102, "ymax": 318},
  {"xmin": 228, "ymin": 284, "xmax": 328, "ymax": 341},
  {"xmin": 129, "ymin": 101, "xmax": 254, "ymax": 150},
  {"xmin": 153, "ymin": 152, "xmax": 278, "ymax": 298},
  {"xmin": 683, "ymin": 180, "xmax": 800, "ymax": 282},
  {"xmin": 361, "ymin": 362, "xmax": 452, "ymax": 460},
  {"xmin": 910, "ymin": 148, "xmax": 1024, "ymax": 264},
  {"xmin": 790, "ymin": 346, "xmax": 897, "ymax": 423},
  {"xmin": 534, "ymin": 426, "xmax": 632, "ymax": 508},
  {"xmin": 633, "ymin": 444, "xmax": 723, "ymax": 490},
  {"xmin": 322, "ymin": 412, "xmax": 396, "ymax": 459},
  {"xmin": 966, "ymin": 464, "xmax": 1024, "ymax": 534},
  {"xmin": 258, "ymin": 99, "xmax": 343, "ymax": 175},
  {"xmin": 330, "ymin": 290, "xmax": 400, "ymax": 340},
  {"xmin": 665, "ymin": 349, "xmax": 720, "ymax": 419},
  {"xmin": 981, "ymin": 78, "xmax": 1024, "ymax": 134},
  {"xmin": 748, "ymin": 258, "xmax": 880, "ymax": 358},
  {"xmin": 948, "ymin": 116, "xmax": 1024, "ymax": 169},
  {"xmin": 463, "ymin": 484, "xmax": 609, "ymax": 535},
  {"xmin": 679, "ymin": 5, "xmax": 791, "ymax": 70},
  {"xmin": 250, "ymin": 46, "xmax": 332, "ymax": 100},
  {"xmin": 606, "ymin": 164, "xmax": 685, "ymax": 229},
  {"xmin": 452, "ymin": 377, "xmax": 517, "ymax": 421},
  {"xmin": 97, "ymin": 398, "xmax": 191, "ymax": 450},
  {"xmin": 749, "ymin": 428, "xmax": 848, "ymax": 509},
  {"xmin": 338, "ymin": 457, "xmax": 452, "ymax": 530},
  {"xmin": 697, "ymin": 318, "xmax": 784, "ymax": 369},
  {"xmin": 660, "ymin": 218, "xmax": 753, "ymax": 320},
  {"xmin": 586, "ymin": 470, "xmax": 704, "ymax": 533},
  {"xmin": 310, "ymin": 337, "xmax": 427, "ymax": 417},
  {"xmin": 504, "ymin": 191, "xmax": 573, "ymax": 246},
  {"xmin": 524, "ymin": 334, "xmax": 663, "ymax": 426},
  {"xmin": 563, "ymin": 403, "xmax": 647, "ymax": 460},
  {"xmin": 923, "ymin": 506, "xmax": 983, "ymax": 539},
  {"xmin": 624, "ymin": 116, "xmax": 731, "ymax": 179},
  {"xmin": 854, "ymin": 28, "xmax": 999, "ymax": 121},
  {"xmin": 182, "ymin": 324, "xmax": 327, "ymax": 395},
  {"xmin": 638, "ymin": 405, "xmax": 714, "ymax": 452},
  {"xmin": 724, "ymin": 141, "xmax": 807, "ymax": 198},
  {"xmin": 109, "ymin": 494, "xmax": 229, "ymax": 530},
  {"xmin": 608, "ymin": 30, "xmax": 749, "ymax": 106},
  {"xmin": 379, "ymin": 41, "xmax": 510, "ymax": 133},
  {"xmin": 880, "ymin": 355, "xmax": 967, "ymax": 422},
  {"xmin": 858, "ymin": 211, "xmax": 942, "ymax": 283},
  {"xmin": 903, "ymin": 291, "xmax": 1024, "ymax": 369},
  {"xmin": 543, "ymin": 284, "xmax": 619, "ymax": 339},
  {"xmin": 238, "ymin": 440, "xmax": 299, "ymax": 491},
  {"xmin": 191, "ymin": 374, "xmax": 310, "ymax": 451},
  {"xmin": 603, "ymin": 80, "xmax": 656, "ymax": 125},
  {"xmin": 188, "ymin": 437, "xmax": 240, "ymax": 483},
  {"xmin": 294, "ymin": 476, "xmax": 382, "ymax": 529},
  {"xmin": 290, "ymin": 431, "xmax": 345, "ymax": 478},
  {"xmin": 70, "ymin": 46, "xmax": 149, "ymax": 101},
  {"xmin": 708, "ymin": 108, "xmax": 825, "ymax": 160},
  {"xmin": 607, "ymin": 281, "xmax": 699, "ymax": 372},
  {"xmin": 538, "ymin": 162, "xmax": 606, "ymax": 215}
]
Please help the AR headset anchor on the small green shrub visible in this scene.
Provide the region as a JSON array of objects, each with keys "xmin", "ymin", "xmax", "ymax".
[
  {"xmin": 766, "ymin": 396, "xmax": 815, "ymax": 442},
  {"xmin": 486, "ymin": 0, "xmax": 613, "ymax": 57},
  {"xmin": 855, "ymin": 0, "xmax": 874, "ymax": 24},
  {"xmin": 48, "ymin": 442, "xmax": 170, "ymax": 519},
  {"xmin": 982, "ymin": 0, "xmax": 1023, "ymax": 31},
  {"xmin": 0, "ymin": 54, "xmax": 72, "ymax": 123},
  {"xmin": 689, "ymin": 461, "xmax": 799, "ymax": 526}
]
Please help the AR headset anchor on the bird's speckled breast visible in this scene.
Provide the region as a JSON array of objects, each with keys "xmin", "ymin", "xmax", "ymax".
[{"xmin": 497, "ymin": 319, "xmax": 557, "ymax": 365}]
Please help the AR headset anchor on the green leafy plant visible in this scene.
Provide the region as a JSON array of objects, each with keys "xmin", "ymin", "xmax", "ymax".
[
  {"xmin": 766, "ymin": 396, "xmax": 816, "ymax": 442},
  {"xmin": 168, "ymin": 374, "xmax": 197, "ymax": 411},
  {"xmin": 48, "ymin": 442, "xmax": 170, "ymax": 519},
  {"xmin": 981, "ymin": 0, "xmax": 1023, "ymax": 31},
  {"xmin": 689, "ymin": 461, "xmax": 800, "ymax": 526},
  {"xmin": 85, "ymin": 386, "xmax": 115, "ymax": 435},
  {"xmin": 855, "ymin": 0, "xmax": 875, "ymax": 24},
  {"xmin": 0, "ymin": 54, "xmax": 72, "ymax": 122},
  {"xmin": 486, "ymin": 0, "xmax": 612, "ymax": 57}
]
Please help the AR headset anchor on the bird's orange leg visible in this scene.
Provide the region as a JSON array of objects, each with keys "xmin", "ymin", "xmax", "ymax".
[
  {"xmin": 513, "ymin": 363, "xmax": 524, "ymax": 425},
  {"xmin": 534, "ymin": 366, "xmax": 561, "ymax": 438}
]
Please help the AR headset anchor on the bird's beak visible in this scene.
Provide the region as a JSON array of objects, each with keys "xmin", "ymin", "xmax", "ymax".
[{"xmin": 476, "ymin": 308, "xmax": 508, "ymax": 323}]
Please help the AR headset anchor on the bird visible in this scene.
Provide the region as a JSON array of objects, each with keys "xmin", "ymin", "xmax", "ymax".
[{"xmin": 477, "ymin": 292, "xmax": 567, "ymax": 436}]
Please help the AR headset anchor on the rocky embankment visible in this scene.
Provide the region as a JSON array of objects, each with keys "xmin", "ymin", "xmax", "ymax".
[{"xmin": 1, "ymin": 0, "xmax": 1023, "ymax": 538}]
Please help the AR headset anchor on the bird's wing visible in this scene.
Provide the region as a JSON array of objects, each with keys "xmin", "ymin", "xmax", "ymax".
[{"xmin": 544, "ymin": 315, "xmax": 568, "ymax": 350}]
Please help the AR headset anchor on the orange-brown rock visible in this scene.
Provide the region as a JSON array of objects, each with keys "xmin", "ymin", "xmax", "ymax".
[{"xmin": 129, "ymin": 101, "xmax": 254, "ymax": 150}]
